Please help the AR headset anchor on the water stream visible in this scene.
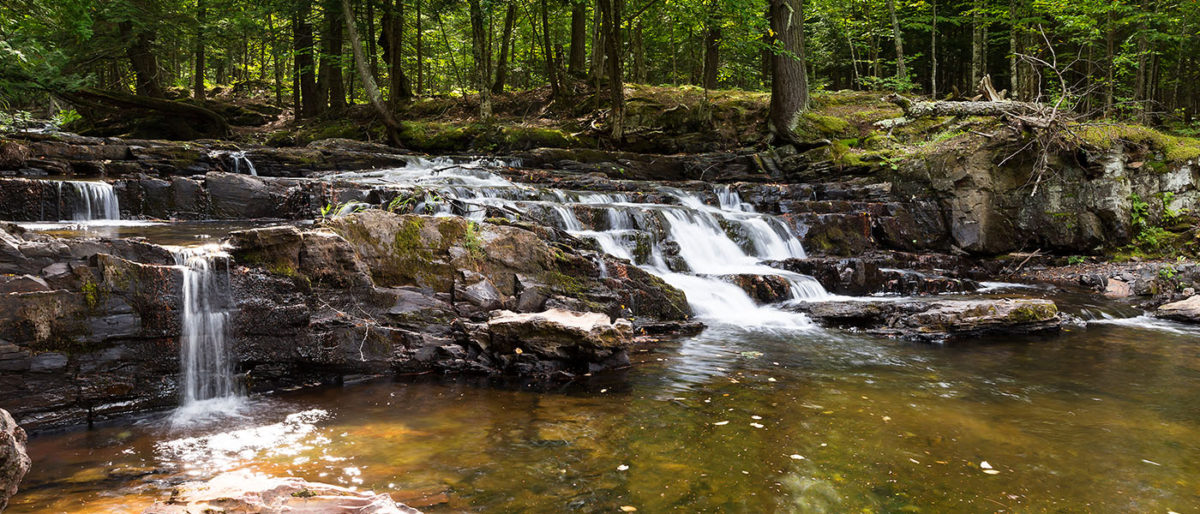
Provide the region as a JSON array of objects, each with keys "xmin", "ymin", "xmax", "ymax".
[
  {"xmin": 169, "ymin": 244, "xmax": 243, "ymax": 424},
  {"xmin": 55, "ymin": 180, "xmax": 120, "ymax": 221}
]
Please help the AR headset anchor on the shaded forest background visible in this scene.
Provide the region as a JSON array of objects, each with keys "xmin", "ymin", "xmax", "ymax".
[{"xmin": 2, "ymin": 0, "xmax": 1199, "ymax": 143}]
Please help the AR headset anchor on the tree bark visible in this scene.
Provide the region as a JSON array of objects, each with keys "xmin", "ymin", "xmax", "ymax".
[
  {"xmin": 970, "ymin": 0, "xmax": 986, "ymax": 88},
  {"xmin": 492, "ymin": 1, "xmax": 517, "ymax": 93},
  {"xmin": 341, "ymin": 0, "xmax": 401, "ymax": 145},
  {"xmin": 930, "ymin": 0, "xmax": 938, "ymax": 97},
  {"xmin": 598, "ymin": 0, "xmax": 623, "ymax": 139},
  {"xmin": 321, "ymin": 0, "xmax": 347, "ymax": 111},
  {"xmin": 416, "ymin": 0, "xmax": 424, "ymax": 94},
  {"xmin": 887, "ymin": 0, "xmax": 905, "ymax": 79},
  {"xmin": 381, "ymin": 0, "xmax": 413, "ymax": 106},
  {"xmin": 568, "ymin": 1, "xmax": 588, "ymax": 76},
  {"xmin": 702, "ymin": 3, "xmax": 721, "ymax": 89},
  {"xmin": 540, "ymin": 0, "xmax": 561, "ymax": 97},
  {"xmin": 121, "ymin": 21, "xmax": 165, "ymax": 98},
  {"xmin": 633, "ymin": 22, "xmax": 646, "ymax": 84},
  {"xmin": 193, "ymin": 0, "xmax": 206, "ymax": 100},
  {"xmin": 767, "ymin": 0, "xmax": 809, "ymax": 143},
  {"xmin": 886, "ymin": 94, "xmax": 1042, "ymax": 118},
  {"xmin": 295, "ymin": 0, "xmax": 322, "ymax": 117},
  {"xmin": 468, "ymin": 0, "xmax": 492, "ymax": 118}
]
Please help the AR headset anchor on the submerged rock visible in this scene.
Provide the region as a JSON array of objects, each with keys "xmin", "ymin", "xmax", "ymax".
[
  {"xmin": 1155, "ymin": 295, "xmax": 1200, "ymax": 323},
  {"xmin": 0, "ymin": 408, "xmax": 30, "ymax": 511},
  {"xmin": 796, "ymin": 298, "xmax": 1061, "ymax": 342},
  {"xmin": 484, "ymin": 308, "xmax": 633, "ymax": 360},
  {"xmin": 142, "ymin": 470, "xmax": 420, "ymax": 513}
]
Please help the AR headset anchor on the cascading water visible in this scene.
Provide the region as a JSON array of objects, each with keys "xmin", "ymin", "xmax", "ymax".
[
  {"xmin": 327, "ymin": 159, "xmax": 826, "ymax": 330},
  {"xmin": 56, "ymin": 180, "xmax": 120, "ymax": 221},
  {"xmin": 209, "ymin": 150, "xmax": 259, "ymax": 176},
  {"xmin": 171, "ymin": 245, "xmax": 242, "ymax": 422}
]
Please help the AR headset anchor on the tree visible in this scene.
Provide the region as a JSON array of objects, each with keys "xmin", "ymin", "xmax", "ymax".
[
  {"xmin": 295, "ymin": 0, "xmax": 322, "ymax": 117},
  {"xmin": 598, "ymin": 0, "xmax": 623, "ymax": 139},
  {"xmin": 568, "ymin": 0, "xmax": 588, "ymax": 76},
  {"xmin": 468, "ymin": 0, "xmax": 492, "ymax": 118},
  {"xmin": 887, "ymin": 0, "xmax": 905, "ymax": 80},
  {"xmin": 768, "ymin": 0, "xmax": 809, "ymax": 143}
]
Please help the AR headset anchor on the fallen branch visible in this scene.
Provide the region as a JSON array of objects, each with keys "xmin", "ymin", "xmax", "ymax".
[{"xmin": 884, "ymin": 93, "xmax": 1044, "ymax": 119}]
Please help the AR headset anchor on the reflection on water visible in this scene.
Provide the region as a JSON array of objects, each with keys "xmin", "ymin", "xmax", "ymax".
[{"xmin": 9, "ymin": 312, "xmax": 1200, "ymax": 512}]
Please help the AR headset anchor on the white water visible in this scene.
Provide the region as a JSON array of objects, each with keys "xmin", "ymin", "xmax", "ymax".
[
  {"xmin": 327, "ymin": 160, "xmax": 826, "ymax": 330},
  {"xmin": 210, "ymin": 150, "xmax": 259, "ymax": 176},
  {"xmin": 56, "ymin": 180, "xmax": 120, "ymax": 221},
  {"xmin": 171, "ymin": 244, "xmax": 242, "ymax": 423}
]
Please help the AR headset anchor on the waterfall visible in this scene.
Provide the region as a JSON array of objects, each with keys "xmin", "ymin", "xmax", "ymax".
[
  {"xmin": 326, "ymin": 160, "xmax": 826, "ymax": 330},
  {"xmin": 56, "ymin": 180, "xmax": 120, "ymax": 221},
  {"xmin": 171, "ymin": 245, "xmax": 242, "ymax": 422},
  {"xmin": 209, "ymin": 150, "xmax": 259, "ymax": 176}
]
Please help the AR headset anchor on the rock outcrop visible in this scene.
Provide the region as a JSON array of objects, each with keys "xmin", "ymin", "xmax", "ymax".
[
  {"xmin": 474, "ymin": 309, "xmax": 634, "ymax": 374},
  {"xmin": 0, "ymin": 211, "xmax": 691, "ymax": 430},
  {"xmin": 1155, "ymin": 295, "xmax": 1200, "ymax": 322},
  {"xmin": 143, "ymin": 471, "xmax": 419, "ymax": 514},
  {"xmin": 795, "ymin": 298, "xmax": 1062, "ymax": 342},
  {"xmin": 0, "ymin": 409, "xmax": 30, "ymax": 511}
]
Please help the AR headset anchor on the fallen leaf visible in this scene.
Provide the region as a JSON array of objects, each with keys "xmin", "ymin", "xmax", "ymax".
[
  {"xmin": 620, "ymin": 507, "xmax": 638, "ymax": 512},
  {"xmin": 980, "ymin": 461, "xmax": 993, "ymax": 469},
  {"xmin": 789, "ymin": 454, "xmax": 805, "ymax": 460},
  {"xmin": 750, "ymin": 423, "xmax": 764, "ymax": 429},
  {"xmin": 617, "ymin": 464, "xmax": 629, "ymax": 471},
  {"xmin": 713, "ymin": 421, "xmax": 729, "ymax": 426}
]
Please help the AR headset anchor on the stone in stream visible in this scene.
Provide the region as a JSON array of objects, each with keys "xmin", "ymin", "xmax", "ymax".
[
  {"xmin": 0, "ymin": 408, "xmax": 30, "ymax": 511},
  {"xmin": 1155, "ymin": 295, "xmax": 1200, "ymax": 323},
  {"xmin": 795, "ymin": 298, "xmax": 1061, "ymax": 343},
  {"xmin": 142, "ymin": 470, "xmax": 420, "ymax": 514},
  {"xmin": 478, "ymin": 309, "xmax": 634, "ymax": 373},
  {"xmin": 724, "ymin": 274, "xmax": 793, "ymax": 304}
]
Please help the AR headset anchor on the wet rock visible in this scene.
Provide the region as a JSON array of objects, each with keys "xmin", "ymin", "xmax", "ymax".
[
  {"xmin": 1155, "ymin": 296, "xmax": 1200, "ymax": 323},
  {"xmin": 1104, "ymin": 278, "xmax": 1133, "ymax": 298},
  {"xmin": 0, "ymin": 274, "xmax": 50, "ymax": 294},
  {"xmin": 724, "ymin": 274, "xmax": 793, "ymax": 304},
  {"xmin": 142, "ymin": 470, "xmax": 420, "ymax": 514},
  {"xmin": 796, "ymin": 298, "xmax": 1061, "ymax": 343},
  {"xmin": 0, "ymin": 408, "xmax": 30, "ymax": 511},
  {"xmin": 482, "ymin": 309, "xmax": 633, "ymax": 372},
  {"xmin": 205, "ymin": 172, "xmax": 281, "ymax": 218}
]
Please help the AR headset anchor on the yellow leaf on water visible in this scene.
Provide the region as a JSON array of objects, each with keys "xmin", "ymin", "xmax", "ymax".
[{"xmin": 620, "ymin": 507, "xmax": 638, "ymax": 512}]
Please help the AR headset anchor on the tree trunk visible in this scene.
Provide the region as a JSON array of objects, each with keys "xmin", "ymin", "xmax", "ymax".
[
  {"xmin": 768, "ymin": 0, "xmax": 809, "ymax": 143},
  {"xmin": 568, "ymin": 1, "xmax": 588, "ymax": 76},
  {"xmin": 381, "ymin": 0, "xmax": 413, "ymax": 106},
  {"xmin": 322, "ymin": 0, "xmax": 347, "ymax": 111},
  {"xmin": 122, "ymin": 21, "xmax": 165, "ymax": 98},
  {"xmin": 540, "ymin": 0, "xmax": 560, "ymax": 97},
  {"xmin": 368, "ymin": 0, "xmax": 378, "ymax": 81},
  {"xmin": 492, "ymin": 1, "xmax": 517, "ymax": 93},
  {"xmin": 971, "ymin": 0, "xmax": 985, "ymax": 88},
  {"xmin": 193, "ymin": 0, "xmax": 206, "ymax": 100},
  {"xmin": 342, "ymin": 0, "xmax": 401, "ymax": 145},
  {"xmin": 633, "ymin": 22, "xmax": 646, "ymax": 84},
  {"xmin": 416, "ymin": 0, "xmax": 424, "ymax": 95},
  {"xmin": 1009, "ymin": 0, "xmax": 1019, "ymax": 99},
  {"xmin": 590, "ymin": 2, "xmax": 604, "ymax": 80},
  {"xmin": 702, "ymin": 3, "xmax": 721, "ymax": 89},
  {"xmin": 887, "ymin": 0, "xmax": 905, "ymax": 79},
  {"xmin": 296, "ymin": 0, "xmax": 322, "ymax": 117},
  {"xmin": 269, "ymin": 13, "xmax": 283, "ymax": 106},
  {"xmin": 930, "ymin": 0, "xmax": 937, "ymax": 97},
  {"xmin": 598, "ymin": 0, "xmax": 623, "ymax": 139},
  {"xmin": 468, "ymin": 0, "xmax": 492, "ymax": 118}
]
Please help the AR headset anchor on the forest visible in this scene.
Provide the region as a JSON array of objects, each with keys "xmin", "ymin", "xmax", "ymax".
[{"xmin": 3, "ymin": 0, "xmax": 1200, "ymax": 143}]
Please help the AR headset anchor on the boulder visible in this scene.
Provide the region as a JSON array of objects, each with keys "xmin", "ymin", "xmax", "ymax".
[
  {"xmin": 0, "ymin": 408, "xmax": 30, "ymax": 511},
  {"xmin": 796, "ymin": 298, "xmax": 1061, "ymax": 342},
  {"xmin": 142, "ymin": 470, "xmax": 420, "ymax": 514},
  {"xmin": 485, "ymin": 309, "xmax": 632, "ymax": 358},
  {"xmin": 723, "ymin": 274, "xmax": 793, "ymax": 304},
  {"xmin": 1155, "ymin": 295, "xmax": 1200, "ymax": 323}
]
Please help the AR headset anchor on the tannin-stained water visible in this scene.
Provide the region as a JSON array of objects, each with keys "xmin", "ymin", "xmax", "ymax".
[{"xmin": 9, "ymin": 314, "xmax": 1200, "ymax": 512}]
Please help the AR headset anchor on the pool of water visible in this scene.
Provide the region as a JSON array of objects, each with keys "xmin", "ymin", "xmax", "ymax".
[{"xmin": 8, "ymin": 305, "xmax": 1200, "ymax": 512}]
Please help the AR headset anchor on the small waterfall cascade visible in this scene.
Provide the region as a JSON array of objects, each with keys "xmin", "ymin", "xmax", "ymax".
[
  {"xmin": 56, "ymin": 180, "xmax": 120, "ymax": 221},
  {"xmin": 328, "ymin": 160, "xmax": 827, "ymax": 329},
  {"xmin": 172, "ymin": 245, "xmax": 241, "ymax": 415},
  {"xmin": 209, "ymin": 150, "xmax": 258, "ymax": 176}
]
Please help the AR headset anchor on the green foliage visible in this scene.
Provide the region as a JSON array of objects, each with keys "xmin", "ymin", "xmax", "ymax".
[
  {"xmin": 463, "ymin": 221, "xmax": 484, "ymax": 260},
  {"xmin": 1066, "ymin": 255, "xmax": 1087, "ymax": 266}
]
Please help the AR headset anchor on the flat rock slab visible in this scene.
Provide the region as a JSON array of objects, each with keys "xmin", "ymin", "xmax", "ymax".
[
  {"xmin": 143, "ymin": 470, "xmax": 420, "ymax": 513},
  {"xmin": 486, "ymin": 308, "xmax": 633, "ymax": 359},
  {"xmin": 1155, "ymin": 295, "xmax": 1200, "ymax": 322},
  {"xmin": 795, "ymin": 298, "xmax": 1061, "ymax": 343}
]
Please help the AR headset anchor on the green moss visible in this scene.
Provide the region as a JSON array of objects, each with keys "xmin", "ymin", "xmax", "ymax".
[
  {"xmin": 1075, "ymin": 124, "xmax": 1200, "ymax": 164},
  {"xmin": 795, "ymin": 112, "xmax": 853, "ymax": 140},
  {"xmin": 1007, "ymin": 303, "xmax": 1058, "ymax": 323},
  {"xmin": 81, "ymin": 277, "xmax": 102, "ymax": 311}
]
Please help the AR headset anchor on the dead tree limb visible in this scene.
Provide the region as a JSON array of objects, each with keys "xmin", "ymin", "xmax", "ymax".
[{"xmin": 884, "ymin": 93, "xmax": 1044, "ymax": 119}]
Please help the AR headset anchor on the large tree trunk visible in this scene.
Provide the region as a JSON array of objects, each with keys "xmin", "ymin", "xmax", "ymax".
[
  {"xmin": 321, "ymin": 0, "xmax": 347, "ymax": 112},
  {"xmin": 767, "ymin": 0, "xmax": 809, "ymax": 143},
  {"xmin": 930, "ymin": 0, "xmax": 937, "ymax": 97},
  {"xmin": 887, "ymin": 0, "xmax": 905, "ymax": 79},
  {"xmin": 702, "ymin": 6, "xmax": 721, "ymax": 89},
  {"xmin": 341, "ymin": 0, "xmax": 401, "ymax": 145},
  {"xmin": 295, "ymin": 0, "xmax": 322, "ymax": 118},
  {"xmin": 269, "ymin": 13, "xmax": 283, "ymax": 106},
  {"xmin": 64, "ymin": 88, "xmax": 230, "ymax": 137},
  {"xmin": 121, "ymin": 21, "xmax": 165, "ymax": 98},
  {"xmin": 540, "ymin": 0, "xmax": 561, "ymax": 97},
  {"xmin": 632, "ymin": 22, "xmax": 645, "ymax": 83},
  {"xmin": 468, "ymin": 0, "xmax": 492, "ymax": 118},
  {"xmin": 589, "ymin": 3, "xmax": 604, "ymax": 80},
  {"xmin": 492, "ymin": 1, "xmax": 517, "ymax": 94},
  {"xmin": 971, "ymin": 0, "xmax": 986, "ymax": 88},
  {"xmin": 598, "ymin": 0, "xmax": 623, "ymax": 139},
  {"xmin": 568, "ymin": 1, "xmax": 588, "ymax": 76},
  {"xmin": 193, "ymin": 0, "xmax": 206, "ymax": 100},
  {"xmin": 416, "ymin": 0, "xmax": 424, "ymax": 94},
  {"xmin": 886, "ymin": 94, "xmax": 1042, "ymax": 118},
  {"xmin": 381, "ymin": 0, "xmax": 413, "ymax": 106}
]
